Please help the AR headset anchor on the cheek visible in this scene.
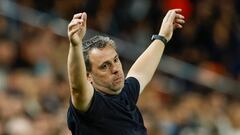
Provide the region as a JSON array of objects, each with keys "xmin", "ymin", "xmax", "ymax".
[
  {"xmin": 93, "ymin": 72, "xmax": 112, "ymax": 83},
  {"xmin": 119, "ymin": 63, "xmax": 124, "ymax": 72}
]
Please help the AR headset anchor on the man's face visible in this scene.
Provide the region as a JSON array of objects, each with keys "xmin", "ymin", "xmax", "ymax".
[{"xmin": 87, "ymin": 45, "xmax": 124, "ymax": 95}]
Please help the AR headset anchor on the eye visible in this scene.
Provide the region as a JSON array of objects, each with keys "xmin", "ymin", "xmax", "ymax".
[
  {"xmin": 102, "ymin": 64, "xmax": 107, "ymax": 69},
  {"xmin": 114, "ymin": 57, "xmax": 119, "ymax": 63},
  {"xmin": 100, "ymin": 63, "xmax": 108, "ymax": 70}
]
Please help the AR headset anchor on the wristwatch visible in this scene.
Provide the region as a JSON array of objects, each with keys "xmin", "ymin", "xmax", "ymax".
[{"xmin": 151, "ymin": 35, "xmax": 168, "ymax": 45}]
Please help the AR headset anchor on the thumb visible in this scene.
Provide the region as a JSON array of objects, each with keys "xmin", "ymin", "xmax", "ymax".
[{"xmin": 82, "ymin": 12, "xmax": 87, "ymax": 25}]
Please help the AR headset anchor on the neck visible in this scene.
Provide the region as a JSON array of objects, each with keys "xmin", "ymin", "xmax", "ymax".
[{"xmin": 94, "ymin": 87, "xmax": 122, "ymax": 95}]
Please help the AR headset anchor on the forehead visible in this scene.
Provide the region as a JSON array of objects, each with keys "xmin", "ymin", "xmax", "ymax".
[{"xmin": 88, "ymin": 45, "xmax": 117, "ymax": 65}]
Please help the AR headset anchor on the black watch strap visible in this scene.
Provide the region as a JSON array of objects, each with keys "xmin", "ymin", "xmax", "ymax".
[{"xmin": 151, "ymin": 35, "xmax": 167, "ymax": 45}]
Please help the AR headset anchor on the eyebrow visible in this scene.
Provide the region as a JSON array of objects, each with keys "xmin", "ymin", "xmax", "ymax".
[
  {"xmin": 99, "ymin": 54, "xmax": 119, "ymax": 66},
  {"xmin": 114, "ymin": 54, "xmax": 119, "ymax": 59}
]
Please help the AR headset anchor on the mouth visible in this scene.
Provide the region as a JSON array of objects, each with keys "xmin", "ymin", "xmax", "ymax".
[{"xmin": 114, "ymin": 75, "xmax": 123, "ymax": 83}]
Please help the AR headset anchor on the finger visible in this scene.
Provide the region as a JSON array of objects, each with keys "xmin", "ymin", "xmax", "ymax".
[
  {"xmin": 175, "ymin": 18, "xmax": 185, "ymax": 24},
  {"xmin": 71, "ymin": 19, "xmax": 84, "ymax": 25},
  {"xmin": 81, "ymin": 12, "xmax": 87, "ymax": 26},
  {"xmin": 73, "ymin": 13, "xmax": 82, "ymax": 19},
  {"xmin": 73, "ymin": 19, "xmax": 84, "ymax": 24},
  {"xmin": 176, "ymin": 14, "xmax": 185, "ymax": 19},
  {"xmin": 168, "ymin": 9, "xmax": 184, "ymax": 23},
  {"xmin": 172, "ymin": 9, "xmax": 182, "ymax": 13},
  {"xmin": 68, "ymin": 22, "xmax": 77, "ymax": 31},
  {"xmin": 69, "ymin": 27, "xmax": 79, "ymax": 37},
  {"xmin": 82, "ymin": 12, "xmax": 87, "ymax": 21},
  {"xmin": 174, "ymin": 23, "xmax": 183, "ymax": 29},
  {"xmin": 68, "ymin": 19, "xmax": 84, "ymax": 28},
  {"xmin": 68, "ymin": 25, "xmax": 78, "ymax": 34},
  {"xmin": 68, "ymin": 21, "xmax": 79, "ymax": 31},
  {"xmin": 68, "ymin": 25, "xmax": 81, "ymax": 37}
]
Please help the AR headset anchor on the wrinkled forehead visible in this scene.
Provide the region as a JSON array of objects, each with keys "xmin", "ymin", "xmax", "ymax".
[{"xmin": 88, "ymin": 45, "xmax": 118, "ymax": 66}]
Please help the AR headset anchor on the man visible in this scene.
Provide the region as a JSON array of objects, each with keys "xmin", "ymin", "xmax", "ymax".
[{"xmin": 67, "ymin": 9, "xmax": 185, "ymax": 135}]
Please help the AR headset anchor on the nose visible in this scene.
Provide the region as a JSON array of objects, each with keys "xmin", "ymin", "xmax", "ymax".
[{"xmin": 111, "ymin": 64, "xmax": 119, "ymax": 74}]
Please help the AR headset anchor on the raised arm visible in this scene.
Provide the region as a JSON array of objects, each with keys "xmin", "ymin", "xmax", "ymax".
[
  {"xmin": 127, "ymin": 9, "xmax": 185, "ymax": 94},
  {"xmin": 67, "ymin": 12, "xmax": 94, "ymax": 112}
]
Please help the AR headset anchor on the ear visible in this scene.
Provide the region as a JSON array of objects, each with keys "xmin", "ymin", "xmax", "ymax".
[{"xmin": 87, "ymin": 72, "xmax": 93, "ymax": 84}]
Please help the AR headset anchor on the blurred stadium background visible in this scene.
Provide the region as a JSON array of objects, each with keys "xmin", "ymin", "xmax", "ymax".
[{"xmin": 0, "ymin": 0, "xmax": 240, "ymax": 135}]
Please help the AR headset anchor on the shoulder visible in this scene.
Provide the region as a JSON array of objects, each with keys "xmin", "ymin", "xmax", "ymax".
[
  {"xmin": 124, "ymin": 77, "xmax": 140, "ymax": 88},
  {"xmin": 121, "ymin": 77, "xmax": 140, "ymax": 104}
]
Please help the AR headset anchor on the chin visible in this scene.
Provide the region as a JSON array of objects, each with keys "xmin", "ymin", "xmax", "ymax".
[
  {"xmin": 116, "ymin": 84, "xmax": 124, "ymax": 91},
  {"xmin": 111, "ymin": 83, "xmax": 123, "ymax": 92}
]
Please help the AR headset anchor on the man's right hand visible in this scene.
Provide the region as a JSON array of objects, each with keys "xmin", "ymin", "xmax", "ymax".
[{"xmin": 68, "ymin": 12, "xmax": 87, "ymax": 46}]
